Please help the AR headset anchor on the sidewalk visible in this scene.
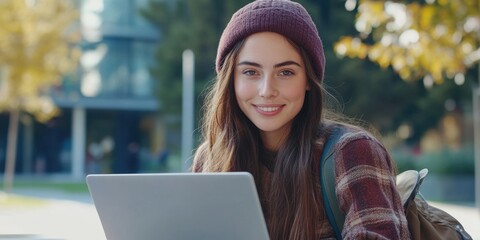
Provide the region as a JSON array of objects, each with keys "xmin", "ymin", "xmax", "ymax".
[
  {"xmin": 0, "ymin": 189, "xmax": 105, "ymax": 240},
  {"xmin": 1, "ymin": 188, "xmax": 479, "ymax": 240}
]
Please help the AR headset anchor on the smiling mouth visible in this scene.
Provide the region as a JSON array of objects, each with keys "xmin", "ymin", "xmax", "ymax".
[
  {"xmin": 254, "ymin": 104, "xmax": 285, "ymax": 114},
  {"xmin": 257, "ymin": 106, "xmax": 281, "ymax": 112}
]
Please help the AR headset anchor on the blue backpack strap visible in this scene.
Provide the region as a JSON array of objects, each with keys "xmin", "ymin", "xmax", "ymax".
[{"xmin": 320, "ymin": 125, "xmax": 347, "ymax": 239}]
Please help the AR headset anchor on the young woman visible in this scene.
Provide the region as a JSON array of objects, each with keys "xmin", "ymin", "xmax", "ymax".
[{"xmin": 192, "ymin": 0, "xmax": 410, "ymax": 239}]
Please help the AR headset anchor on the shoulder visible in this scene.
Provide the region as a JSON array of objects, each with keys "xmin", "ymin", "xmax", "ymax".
[
  {"xmin": 332, "ymin": 124, "xmax": 395, "ymax": 174},
  {"xmin": 336, "ymin": 126, "xmax": 387, "ymax": 154},
  {"xmin": 191, "ymin": 142, "xmax": 209, "ymax": 172}
]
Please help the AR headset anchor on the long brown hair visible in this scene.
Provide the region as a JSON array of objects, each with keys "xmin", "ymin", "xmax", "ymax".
[{"xmin": 197, "ymin": 37, "xmax": 327, "ymax": 239}]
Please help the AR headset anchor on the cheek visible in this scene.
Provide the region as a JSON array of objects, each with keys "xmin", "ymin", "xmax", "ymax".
[
  {"xmin": 287, "ymin": 83, "xmax": 308, "ymax": 102},
  {"xmin": 234, "ymin": 79, "xmax": 255, "ymax": 101},
  {"xmin": 294, "ymin": 93, "xmax": 306, "ymax": 110}
]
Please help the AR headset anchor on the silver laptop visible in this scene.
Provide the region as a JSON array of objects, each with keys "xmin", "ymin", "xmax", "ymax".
[{"xmin": 86, "ymin": 172, "xmax": 270, "ymax": 240}]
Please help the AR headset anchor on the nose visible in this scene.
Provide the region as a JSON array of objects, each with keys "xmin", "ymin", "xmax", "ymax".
[{"xmin": 259, "ymin": 75, "xmax": 278, "ymax": 98}]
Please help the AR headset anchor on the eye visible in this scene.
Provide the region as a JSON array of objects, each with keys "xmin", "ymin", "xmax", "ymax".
[
  {"xmin": 279, "ymin": 70, "xmax": 294, "ymax": 76},
  {"xmin": 243, "ymin": 70, "xmax": 258, "ymax": 76}
]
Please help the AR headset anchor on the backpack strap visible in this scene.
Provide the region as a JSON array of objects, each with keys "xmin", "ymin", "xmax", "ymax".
[{"xmin": 320, "ymin": 125, "xmax": 348, "ymax": 239}]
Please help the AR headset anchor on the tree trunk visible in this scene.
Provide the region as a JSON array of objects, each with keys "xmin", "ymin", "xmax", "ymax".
[{"xmin": 3, "ymin": 110, "xmax": 20, "ymax": 194}]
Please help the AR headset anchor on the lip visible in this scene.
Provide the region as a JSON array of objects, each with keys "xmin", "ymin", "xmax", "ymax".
[{"xmin": 253, "ymin": 104, "xmax": 284, "ymax": 116}]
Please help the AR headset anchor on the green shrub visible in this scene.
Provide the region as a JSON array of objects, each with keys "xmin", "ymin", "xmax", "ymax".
[{"xmin": 392, "ymin": 146, "xmax": 474, "ymax": 176}]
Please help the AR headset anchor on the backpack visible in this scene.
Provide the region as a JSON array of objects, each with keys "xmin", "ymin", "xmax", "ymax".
[{"xmin": 319, "ymin": 126, "xmax": 473, "ymax": 240}]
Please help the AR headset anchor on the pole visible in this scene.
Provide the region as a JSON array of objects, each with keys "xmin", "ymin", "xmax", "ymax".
[
  {"xmin": 474, "ymin": 63, "xmax": 480, "ymax": 214},
  {"xmin": 181, "ymin": 49, "xmax": 195, "ymax": 172},
  {"xmin": 72, "ymin": 107, "xmax": 86, "ymax": 180}
]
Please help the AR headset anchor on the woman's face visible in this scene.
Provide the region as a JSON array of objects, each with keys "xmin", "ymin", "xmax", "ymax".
[{"xmin": 234, "ymin": 32, "xmax": 308, "ymax": 150}]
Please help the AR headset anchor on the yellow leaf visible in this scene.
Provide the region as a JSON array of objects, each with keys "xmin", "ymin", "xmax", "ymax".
[
  {"xmin": 392, "ymin": 55, "xmax": 406, "ymax": 71},
  {"xmin": 377, "ymin": 50, "xmax": 391, "ymax": 69},
  {"xmin": 398, "ymin": 67, "xmax": 411, "ymax": 80},
  {"xmin": 437, "ymin": 0, "xmax": 448, "ymax": 6},
  {"xmin": 420, "ymin": 6, "xmax": 435, "ymax": 30},
  {"xmin": 368, "ymin": 44, "xmax": 383, "ymax": 61}
]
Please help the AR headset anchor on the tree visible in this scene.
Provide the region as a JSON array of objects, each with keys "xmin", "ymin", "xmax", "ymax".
[
  {"xmin": 334, "ymin": 0, "xmax": 479, "ymax": 140},
  {"xmin": 141, "ymin": 0, "xmax": 251, "ymax": 152},
  {"xmin": 335, "ymin": 0, "xmax": 479, "ymax": 83},
  {"xmin": 142, "ymin": 0, "xmax": 254, "ymax": 114},
  {"xmin": 0, "ymin": 0, "xmax": 80, "ymax": 193}
]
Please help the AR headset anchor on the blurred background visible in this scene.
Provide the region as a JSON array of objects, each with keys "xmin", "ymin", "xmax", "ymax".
[{"xmin": 0, "ymin": 0, "xmax": 478, "ymax": 230}]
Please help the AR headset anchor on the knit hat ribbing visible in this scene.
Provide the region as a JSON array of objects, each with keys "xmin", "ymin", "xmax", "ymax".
[{"xmin": 216, "ymin": 0, "xmax": 325, "ymax": 81}]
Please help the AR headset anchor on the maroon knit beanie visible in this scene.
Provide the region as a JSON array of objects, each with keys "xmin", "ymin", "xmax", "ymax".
[{"xmin": 216, "ymin": 0, "xmax": 325, "ymax": 81}]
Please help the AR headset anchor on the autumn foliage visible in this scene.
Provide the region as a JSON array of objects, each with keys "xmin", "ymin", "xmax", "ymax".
[
  {"xmin": 335, "ymin": 0, "xmax": 480, "ymax": 84},
  {"xmin": 0, "ymin": 0, "xmax": 80, "ymax": 121}
]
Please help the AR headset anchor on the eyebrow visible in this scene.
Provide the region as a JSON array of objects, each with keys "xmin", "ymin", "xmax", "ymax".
[
  {"xmin": 275, "ymin": 60, "xmax": 303, "ymax": 68},
  {"xmin": 237, "ymin": 61, "xmax": 262, "ymax": 68},
  {"xmin": 237, "ymin": 60, "xmax": 303, "ymax": 68}
]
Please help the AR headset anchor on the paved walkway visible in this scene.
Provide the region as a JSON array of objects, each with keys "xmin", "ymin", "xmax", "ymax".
[
  {"xmin": 1, "ymin": 188, "xmax": 479, "ymax": 240},
  {"xmin": 0, "ymin": 189, "xmax": 105, "ymax": 240}
]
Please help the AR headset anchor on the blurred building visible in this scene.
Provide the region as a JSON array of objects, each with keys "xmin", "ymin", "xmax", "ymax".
[{"xmin": 0, "ymin": 0, "xmax": 167, "ymax": 179}]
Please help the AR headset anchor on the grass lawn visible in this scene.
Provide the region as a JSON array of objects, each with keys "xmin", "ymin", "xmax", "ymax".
[
  {"xmin": 0, "ymin": 193, "xmax": 48, "ymax": 207},
  {"xmin": 0, "ymin": 181, "xmax": 89, "ymax": 208},
  {"xmin": 12, "ymin": 181, "xmax": 89, "ymax": 193}
]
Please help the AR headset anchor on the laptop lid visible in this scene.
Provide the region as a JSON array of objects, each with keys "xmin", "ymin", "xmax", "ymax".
[{"xmin": 86, "ymin": 172, "xmax": 270, "ymax": 240}]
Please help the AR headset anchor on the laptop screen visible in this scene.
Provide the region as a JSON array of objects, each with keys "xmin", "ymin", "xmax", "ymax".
[{"xmin": 86, "ymin": 172, "xmax": 270, "ymax": 240}]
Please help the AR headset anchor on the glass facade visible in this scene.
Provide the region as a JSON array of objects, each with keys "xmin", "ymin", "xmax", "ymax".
[
  {"xmin": 101, "ymin": 0, "xmax": 155, "ymax": 29},
  {"xmin": 85, "ymin": 38, "xmax": 156, "ymax": 99}
]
